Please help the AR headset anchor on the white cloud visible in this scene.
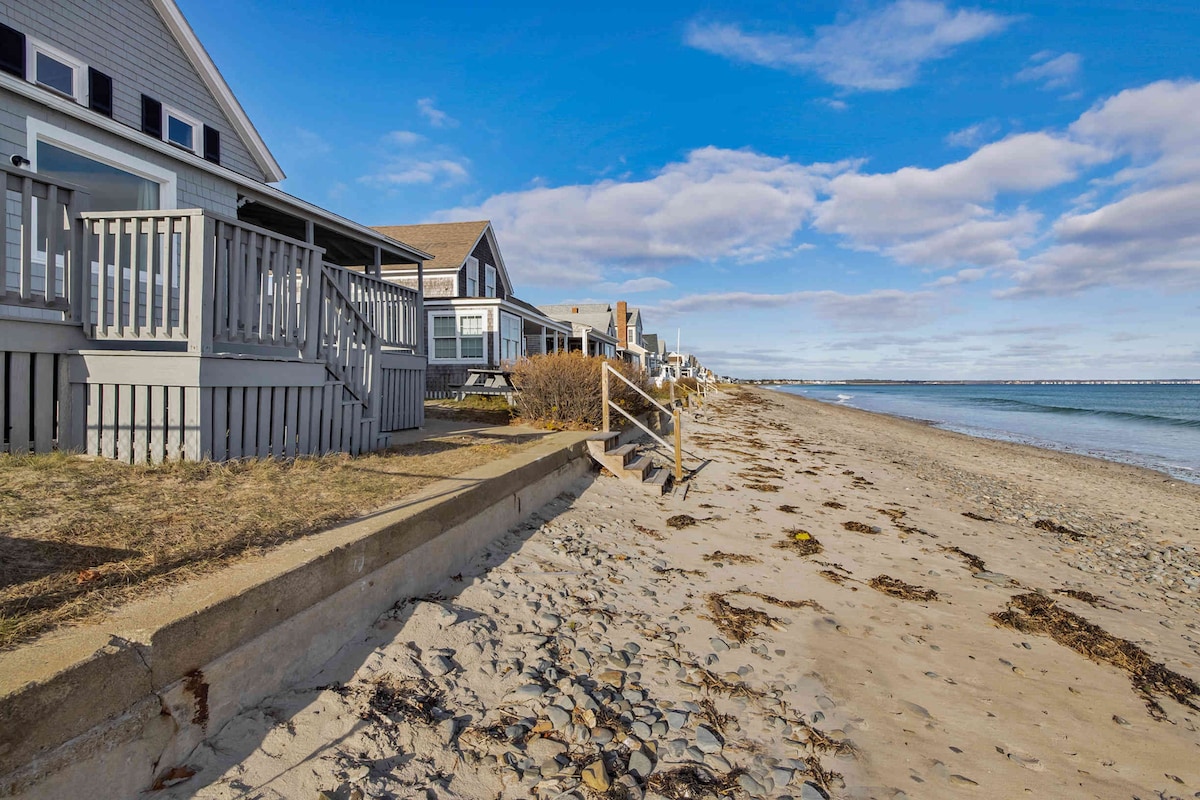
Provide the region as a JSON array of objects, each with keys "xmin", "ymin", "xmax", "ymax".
[
  {"xmin": 1007, "ymin": 183, "xmax": 1200, "ymax": 296},
  {"xmin": 362, "ymin": 159, "xmax": 469, "ymax": 186},
  {"xmin": 650, "ymin": 288, "xmax": 946, "ymax": 329},
  {"xmin": 435, "ymin": 146, "xmax": 842, "ymax": 284},
  {"xmin": 944, "ymin": 121, "xmax": 998, "ymax": 148},
  {"xmin": 1069, "ymin": 80, "xmax": 1200, "ymax": 183},
  {"xmin": 602, "ymin": 277, "xmax": 673, "ymax": 293},
  {"xmin": 819, "ymin": 98, "xmax": 849, "ymax": 111},
  {"xmin": 1015, "ymin": 51, "xmax": 1082, "ymax": 90},
  {"xmin": 684, "ymin": 1, "xmax": 1013, "ymax": 91},
  {"xmin": 385, "ymin": 130, "xmax": 426, "ymax": 146},
  {"xmin": 926, "ymin": 267, "xmax": 987, "ymax": 287},
  {"xmin": 417, "ymin": 98, "xmax": 458, "ymax": 128},
  {"xmin": 815, "ymin": 133, "xmax": 1109, "ymax": 266}
]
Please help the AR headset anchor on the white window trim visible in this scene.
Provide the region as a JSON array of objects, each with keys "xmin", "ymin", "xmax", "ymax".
[
  {"xmin": 429, "ymin": 310, "xmax": 489, "ymax": 363},
  {"xmin": 163, "ymin": 105, "xmax": 202, "ymax": 153},
  {"xmin": 485, "ymin": 265, "xmax": 497, "ymax": 298},
  {"xmin": 464, "ymin": 256, "xmax": 479, "ymax": 297},
  {"xmin": 28, "ymin": 118, "xmax": 179, "ymax": 209},
  {"xmin": 27, "ymin": 37, "xmax": 87, "ymax": 103},
  {"xmin": 499, "ymin": 310, "xmax": 522, "ymax": 363}
]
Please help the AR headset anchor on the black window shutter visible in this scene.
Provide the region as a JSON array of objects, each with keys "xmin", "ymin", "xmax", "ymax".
[
  {"xmin": 202, "ymin": 125, "xmax": 220, "ymax": 164},
  {"xmin": 141, "ymin": 95, "xmax": 162, "ymax": 138},
  {"xmin": 88, "ymin": 68, "xmax": 112, "ymax": 116},
  {"xmin": 0, "ymin": 23, "xmax": 25, "ymax": 79}
]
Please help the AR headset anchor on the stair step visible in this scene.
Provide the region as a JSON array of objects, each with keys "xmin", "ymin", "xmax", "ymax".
[
  {"xmin": 586, "ymin": 431, "xmax": 621, "ymax": 451},
  {"xmin": 622, "ymin": 455, "xmax": 653, "ymax": 480},
  {"xmin": 609, "ymin": 444, "xmax": 638, "ymax": 465},
  {"xmin": 644, "ymin": 467, "xmax": 671, "ymax": 495}
]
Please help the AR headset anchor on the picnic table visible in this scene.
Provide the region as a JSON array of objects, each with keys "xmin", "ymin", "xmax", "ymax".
[{"xmin": 452, "ymin": 368, "xmax": 518, "ymax": 403}]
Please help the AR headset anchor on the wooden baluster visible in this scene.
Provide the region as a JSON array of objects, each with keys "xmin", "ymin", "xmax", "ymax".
[
  {"xmin": 44, "ymin": 185, "xmax": 59, "ymax": 306},
  {"xmin": 19, "ymin": 176, "xmax": 33, "ymax": 302}
]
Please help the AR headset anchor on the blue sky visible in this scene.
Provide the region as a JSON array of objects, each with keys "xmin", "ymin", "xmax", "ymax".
[{"xmin": 181, "ymin": 0, "xmax": 1200, "ymax": 379}]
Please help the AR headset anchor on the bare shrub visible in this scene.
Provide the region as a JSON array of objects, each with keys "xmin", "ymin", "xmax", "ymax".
[{"xmin": 510, "ymin": 352, "xmax": 653, "ymax": 428}]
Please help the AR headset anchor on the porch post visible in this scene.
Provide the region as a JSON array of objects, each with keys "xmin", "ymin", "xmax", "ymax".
[
  {"xmin": 540, "ymin": 325, "xmax": 546, "ymax": 355},
  {"xmin": 372, "ymin": 246, "xmax": 382, "ymax": 278},
  {"xmin": 416, "ymin": 259, "xmax": 426, "ymax": 356},
  {"xmin": 582, "ymin": 329, "xmax": 589, "ymax": 355},
  {"xmin": 186, "ymin": 213, "xmax": 215, "ymax": 354}
]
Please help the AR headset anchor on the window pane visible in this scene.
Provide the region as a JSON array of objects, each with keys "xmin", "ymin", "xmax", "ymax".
[
  {"xmin": 460, "ymin": 316, "xmax": 482, "ymax": 335},
  {"xmin": 433, "ymin": 338, "xmax": 457, "ymax": 359},
  {"xmin": 36, "ymin": 141, "xmax": 160, "ymax": 212},
  {"xmin": 460, "ymin": 336, "xmax": 483, "ymax": 359},
  {"xmin": 432, "ymin": 316, "xmax": 456, "ymax": 337},
  {"xmin": 167, "ymin": 116, "xmax": 194, "ymax": 149},
  {"xmin": 35, "ymin": 53, "xmax": 74, "ymax": 95}
]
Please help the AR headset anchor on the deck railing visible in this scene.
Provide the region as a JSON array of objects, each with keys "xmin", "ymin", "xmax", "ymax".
[
  {"xmin": 320, "ymin": 266, "xmax": 380, "ymax": 408},
  {"xmin": 324, "ymin": 264, "xmax": 418, "ymax": 350},
  {"xmin": 79, "ymin": 211, "xmax": 325, "ymax": 352},
  {"xmin": 2, "ymin": 164, "xmax": 88, "ymax": 315}
]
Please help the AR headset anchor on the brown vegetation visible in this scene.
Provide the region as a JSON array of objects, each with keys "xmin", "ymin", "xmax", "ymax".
[
  {"xmin": 0, "ymin": 433, "xmax": 537, "ymax": 647},
  {"xmin": 509, "ymin": 351, "xmax": 653, "ymax": 429}
]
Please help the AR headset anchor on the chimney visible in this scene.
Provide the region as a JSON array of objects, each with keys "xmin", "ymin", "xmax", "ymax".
[
  {"xmin": 571, "ymin": 306, "xmax": 579, "ymax": 313},
  {"xmin": 616, "ymin": 301, "xmax": 628, "ymax": 348}
]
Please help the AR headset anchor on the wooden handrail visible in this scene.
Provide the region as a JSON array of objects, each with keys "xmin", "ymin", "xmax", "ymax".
[{"xmin": 601, "ymin": 361, "xmax": 685, "ymax": 482}]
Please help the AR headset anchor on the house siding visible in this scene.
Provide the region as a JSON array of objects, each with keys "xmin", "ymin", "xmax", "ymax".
[
  {"xmin": 471, "ymin": 236, "xmax": 507, "ymax": 300},
  {"xmin": 1, "ymin": 91, "xmax": 240, "ymax": 215},
  {"xmin": 1, "ymin": 0, "xmax": 266, "ymax": 183}
]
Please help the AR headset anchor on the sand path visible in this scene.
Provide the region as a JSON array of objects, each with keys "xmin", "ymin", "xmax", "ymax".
[{"xmin": 162, "ymin": 387, "xmax": 1200, "ymax": 800}]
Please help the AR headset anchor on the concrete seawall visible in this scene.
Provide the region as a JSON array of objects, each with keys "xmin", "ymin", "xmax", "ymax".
[{"xmin": 0, "ymin": 430, "xmax": 610, "ymax": 798}]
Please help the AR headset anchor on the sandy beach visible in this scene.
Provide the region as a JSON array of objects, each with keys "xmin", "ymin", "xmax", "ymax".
[{"xmin": 160, "ymin": 387, "xmax": 1200, "ymax": 800}]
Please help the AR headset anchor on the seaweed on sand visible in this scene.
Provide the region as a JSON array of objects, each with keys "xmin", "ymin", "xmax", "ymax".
[
  {"xmin": 703, "ymin": 551, "xmax": 759, "ymax": 564},
  {"xmin": 962, "ymin": 511, "xmax": 994, "ymax": 522},
  {"xmin": 631, "ymin": 522, "xmax": 665, "ymax": 540},
  {"xmin": 867, "ymin": 575, "xmax": 940, "ymax": 602},
  {"xmin": 1053, "ymin": 588, "xmax": 1118, "ymax": 610},
  {"xmin": 732, "ymin": 589, "xmax": 826, "ymax": 613},
  {"xmin": 822, "ymin": 501, "xmax": 846, "ymax": 509},
  {"xmin": 774, "ymin": 528, "xmax": 824, "ymax": 557},
  {"xmin": 646, "ymin": 765, "xmax": 747, "ymax": 799},
  {"xmin": 876, "ymin": 507, "xmax": 907, "ymax": 522},
  {"xmin": 992, "ymin": 593, "xmax": 1199, "ymax": 718},
  {"xmin": 1034, "ymin": 519, "xmax": 1087, "ymax": 539},
  {"xmin": 704, "ymin": 593, "xmax": 782, "ymax": 643},
  {"xmin": 842, "ymin": 521, "xmax": 880, "ymax": 534},
  {"xmin": 819, "ymin": 569, "xmax": 851, "ymax": 586},
  {"xmin": 744, "ymin": 482, "xmax": 781, "ymax": 493},
  {"xmin": 666, "ymin": 514, "xmax": 697, "ymax": 529},
  {"xmin": 362, "ymin": 676, "xmax": 445, "ymax": 724},
  {"xmin": 941, "ymin": 545, "xmax": 987, "ymax": 573},
  {"xmin": 778, "ymin": 504, "xmax": 799, "ymax": 513}
]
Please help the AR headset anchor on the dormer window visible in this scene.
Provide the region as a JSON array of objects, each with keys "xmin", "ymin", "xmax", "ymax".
[
  {"xmin": 164, "ymin": 107, "xmax": 200, "ymax": 152},
  {"xmin": 29, "ymin": 40, "xmax": 85, "ymax": 102}
]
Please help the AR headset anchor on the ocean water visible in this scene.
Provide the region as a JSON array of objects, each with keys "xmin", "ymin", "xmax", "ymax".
[{"xmin": 771, "ymin": 383, "xmax": 1200, "ymax": 484}]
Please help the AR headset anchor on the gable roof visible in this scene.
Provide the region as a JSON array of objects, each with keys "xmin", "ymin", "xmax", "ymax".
[
  {"xmin": 153, "ymin": 0, "xmax": 284, "ymax": 182},
  {"xmin": 537, "ymin": 305, "xmax": 616, "ymax": 336},
  {"xmin": 626, "ymin": 307, "xmax": 642, "ymax": 327},
  {"xmin": 372, "ymin": 221, "xmax": 490, "ymax": 270}
]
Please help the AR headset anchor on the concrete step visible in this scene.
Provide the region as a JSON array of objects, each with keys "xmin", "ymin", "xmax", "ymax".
[{"xmin": 644, "ymin": 467, "xmax": 671, "ymax": 495}]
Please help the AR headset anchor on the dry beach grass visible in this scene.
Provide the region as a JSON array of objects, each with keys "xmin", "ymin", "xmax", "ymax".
[{"xmin": 0, "ymin": 430, "xmax": 542, "ymax": 647}]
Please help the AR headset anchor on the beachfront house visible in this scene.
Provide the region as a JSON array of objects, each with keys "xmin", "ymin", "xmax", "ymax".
[
  {"xmin": 642, "ymin": 333, "xmax": 666, "ymax": 379},
  {"xmin": 1, "ymin": 0, "xmax": 429, "ymax": 462},
  {"xmin": 371, "ymin": 221, "xmax": 572, "ymax": 397},
  {"xmin": 537, "ymin": 303, "xmax": 620, "ymax": 358},
  {"xmin": 615, "ymin": 300, "xmax": 653, "ymax": 370}
]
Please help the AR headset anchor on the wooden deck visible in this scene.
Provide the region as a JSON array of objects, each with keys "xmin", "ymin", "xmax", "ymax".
[{"xmin": 1, "ymin": 164, "xmax": 426, "ymax": 462}]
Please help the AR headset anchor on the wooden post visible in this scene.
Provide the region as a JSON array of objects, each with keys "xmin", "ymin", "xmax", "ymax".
[
  {"xmin": 416, "ymin": 259, "xmax": 426, "ymax": 356},
  {"xmin": 186, "ymin": 212, "xmax": 215, "ymax": 354},
  {"xmin": 673, "ymin": 407, "xmax": 683, "ymax": 483},
  {"xmin": 601, "ymin": 363, "xmax": 610, "ymax": 433}
]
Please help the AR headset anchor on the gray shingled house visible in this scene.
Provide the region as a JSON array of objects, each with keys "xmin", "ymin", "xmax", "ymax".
[
  {"xmin": 372, "ymin": 220, "xmax": 572, "ymax": 397},
  {"xmin": 1, "ymin": 0, "xmax": 429, "ymax": 461}
]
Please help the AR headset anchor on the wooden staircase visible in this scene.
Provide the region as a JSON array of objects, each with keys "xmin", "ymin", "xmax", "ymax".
[{"xmin": 586, "ymin": 432, "xmax": 672, "ymax": 495}]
